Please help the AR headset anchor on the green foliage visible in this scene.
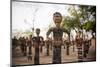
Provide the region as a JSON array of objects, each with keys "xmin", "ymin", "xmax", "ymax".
[
  {"xmin": 62, "ymin": 5, "xmax": 96, "ymax": 33},
  {"xmin": 82, "ymin": 21, "xmax": 96, "ymax": 32}
]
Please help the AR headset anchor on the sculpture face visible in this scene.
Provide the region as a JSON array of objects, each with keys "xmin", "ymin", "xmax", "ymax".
[
  {"xmin": 36, "ymin": 29, "xmax": 40, "ymax": 35},
  {"xmin": 53, "ymin": 13, "xmax": 62, "ymax": 28}
]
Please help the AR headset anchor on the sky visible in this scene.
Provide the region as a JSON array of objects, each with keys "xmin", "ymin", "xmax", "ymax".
[
  {"xmin": 12, "ymin": 1, "xmax": 70, "ymax": 39},
  {"xmin": 12, "ymin": 1, "xmax": 92, "ymax": 40}
]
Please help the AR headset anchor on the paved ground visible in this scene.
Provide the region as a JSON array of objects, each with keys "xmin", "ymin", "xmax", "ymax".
[{"xmin": 12, "ymin": 38, "xmax": 96, "ymax": 66}]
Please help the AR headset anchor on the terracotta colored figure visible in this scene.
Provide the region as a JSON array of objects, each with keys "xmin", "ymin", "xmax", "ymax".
[
  {"xmin": 33, "ymin": 28, "xmax": 43, "ymax": 65},
  {"xmin": 75, "ymin": 31, "xmax": 83, "ymax": 62},
  {"xmin": 46, "ymin": 12, "xmax": 69, "ymax": 64}
]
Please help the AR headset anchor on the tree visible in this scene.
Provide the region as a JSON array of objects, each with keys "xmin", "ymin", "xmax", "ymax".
[
  {"xmin": 62, "ymin": 5, "xmax": 96, "ymax": 39},
  {"xmin": 61, "ymin": 16, "xmax": 76, "ymax": 42},
  {"xmin": 78, "ymin": 5, "xmax": 96, "ymax": 33}
]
